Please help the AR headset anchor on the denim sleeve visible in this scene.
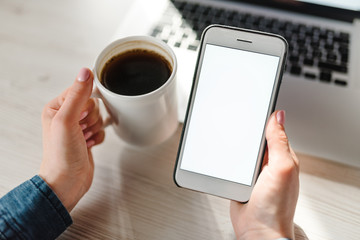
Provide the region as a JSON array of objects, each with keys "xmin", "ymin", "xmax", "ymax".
[{"xmin": 0, "ymin": 175, "xmax": 72, "ymax": 240}]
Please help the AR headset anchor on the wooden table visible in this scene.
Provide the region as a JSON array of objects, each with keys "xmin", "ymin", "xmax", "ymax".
[{"xmin": 0, "ymin": 1, "xmax": 359, "ymax": 239}]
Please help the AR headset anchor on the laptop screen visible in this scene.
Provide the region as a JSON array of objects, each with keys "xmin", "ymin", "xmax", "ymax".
[
  {"xmin": 297, "ymin": 0, "xmax": 360, "ymax": 11},
  {"xmin": 235, "ymin": 0, "xmax": 360, "ymax": 22}
]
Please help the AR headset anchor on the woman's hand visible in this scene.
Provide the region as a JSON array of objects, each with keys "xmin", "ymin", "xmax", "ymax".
[
  {"xmin": 39, "ymin": 68, "xmax": 105, "ymax": 212},
  {"xmin": 230, "ymin": 110, "xmax": 300, "ymax": 240}
]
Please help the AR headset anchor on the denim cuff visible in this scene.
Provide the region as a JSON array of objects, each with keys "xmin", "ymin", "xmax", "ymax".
[{"xmin": 0, "ymin": 175, "xmax": 73, "ymax": 239}]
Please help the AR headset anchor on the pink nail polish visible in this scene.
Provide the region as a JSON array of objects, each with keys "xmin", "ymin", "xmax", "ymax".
[
  {"xmin": 276, "ymin": 110, "xmax": 286, "ymax": 125},
  {"xmin": 77, "ymin": 68, "xmax": 90, "ymax": 82}
]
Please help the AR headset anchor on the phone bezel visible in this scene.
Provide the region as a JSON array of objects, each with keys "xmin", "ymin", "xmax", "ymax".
[{"xmin": 174, "ymin": 25, "xmax": 288, "ymax": 202}]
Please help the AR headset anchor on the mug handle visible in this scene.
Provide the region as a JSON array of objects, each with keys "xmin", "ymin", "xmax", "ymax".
[{"xmin": 91, "ymin": 86, "xmax": 113, "ymax": 129}]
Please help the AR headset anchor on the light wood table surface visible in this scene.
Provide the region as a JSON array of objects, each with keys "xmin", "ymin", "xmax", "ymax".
[{"xmin": 0, "ymin": 1, "xmax": 359, "ymax": 239}]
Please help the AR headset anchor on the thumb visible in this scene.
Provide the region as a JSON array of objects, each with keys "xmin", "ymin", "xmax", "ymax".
[
  {"xmin": 265, "ymin": 110, "xmax": 293, "ymax": 170},
  {"xmin": 58, "ymin": 68, "xmax": 94, "ymax": 123}
]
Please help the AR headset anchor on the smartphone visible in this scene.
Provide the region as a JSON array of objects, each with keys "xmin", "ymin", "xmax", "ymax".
[{"xmin": 174, "ymin": 25, "xmax": 288, "ymax": 202}]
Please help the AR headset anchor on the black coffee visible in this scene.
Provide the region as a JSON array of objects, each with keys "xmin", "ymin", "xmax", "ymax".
[{"xmin": 101, "ymin": 49, "xmax": 172, "ymax": 96}]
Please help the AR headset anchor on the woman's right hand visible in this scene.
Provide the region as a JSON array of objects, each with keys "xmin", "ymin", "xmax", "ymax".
[{"xmin": 230, "ymin": 110, "xmax": 300, "ymax": 240}]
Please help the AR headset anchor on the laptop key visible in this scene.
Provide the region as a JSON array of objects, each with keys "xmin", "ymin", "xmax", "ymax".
[
  {"xmin": 341, "ymin": 33, "xmax": 350, "ymax": 44},
  {"xmin": 312, "ymin": 49, "xmax": 322, "ymax": 58},
  {"xmin": 327, "ymin": 52, "xmax": 337, "ymax": 62},
  {"xmin": 289, "ymin": 54, "xmax": 299, "ymax": 63},
  {"xmin": 303, "ymin": 58, "xmax": 314, "ymax": 66},
  {"xmin": 334, "ymin": 79, "xmax": 347, "ymax": 86},
  {"xmin": 318, "ymin": 61, "xmax": 348, "ymax": 73},
  {"xmin": 151, "ymin": 26, "xmax": 163, "ymax": 37},
  {"xmin": 310, "ymin": 39, "xmax": 320, "ymax": 48},
  {"xmin": 341, "ymin": 53, "xmax": 349, "ymax": 63},
  {"xmin": 304, "ymin": 72, "xmax": 316, "ymax": 80},
  {"xmin": 290, "ymin": 65, "xmax": 302, "ymax": 75},
  {"xmin": 298, "ymin": 46, "xmax": 307, "ymax": 55},
  {"xmin": 319, "ymin": 30, "xmax": 328, "ymax": 39},
  {"xmin": 324, "ymin": 41, "xmax": 334, "ymax": 51},
  {"xmin": 325, "ymin": 29, "xmax": 335, "ymax": 38},
  {"xmin": 339, "ymin": 44, "xmax": 349, "ymax": 55},
  {"xmin": 188, "ymin": 44, "xmax": 198, "ymax": 51},
  {"xmin": 319, "ymin": 71, "xmax": 332, "ymax": 82}
]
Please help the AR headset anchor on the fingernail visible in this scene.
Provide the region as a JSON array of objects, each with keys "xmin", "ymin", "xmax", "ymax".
[
  {"xmin": 84, "ymin": 131, "xmax": 93, "ymax": 140},
  {"xmin": 276, "ymin": 110, "xmax": 286, "ymax": 125},
  {"xmin": 87, "ymin": 140, "xmax": 95, "ymax": 148},
  {"xmin": 77, "ymin": 68, "xmax": 90, "ymax": 82}
]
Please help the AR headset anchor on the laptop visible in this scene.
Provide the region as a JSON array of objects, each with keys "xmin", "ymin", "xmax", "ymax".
[{"xmin": 115, "ymin": 0, "xmax": 360, "ymax": 168}]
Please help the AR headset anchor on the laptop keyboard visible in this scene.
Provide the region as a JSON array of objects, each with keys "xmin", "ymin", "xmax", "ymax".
[{"xmin": 150, "ymin": 0, "xmax": 351, "ymax": 86}]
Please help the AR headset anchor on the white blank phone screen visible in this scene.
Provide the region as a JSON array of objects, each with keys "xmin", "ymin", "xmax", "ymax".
[{"xmin": 180, "ymin": 44, "xmax": 280, "ymax": 186}]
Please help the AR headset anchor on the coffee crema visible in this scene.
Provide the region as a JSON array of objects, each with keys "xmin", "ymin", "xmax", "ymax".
[{"xmin": 100, "ymin": 49, "xmax": 172, "ymax": 96}]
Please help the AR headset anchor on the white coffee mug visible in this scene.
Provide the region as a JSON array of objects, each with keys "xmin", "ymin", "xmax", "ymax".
[{"xmin": 93, "ymin": 36, "xmax": 178, "ymax": 146}]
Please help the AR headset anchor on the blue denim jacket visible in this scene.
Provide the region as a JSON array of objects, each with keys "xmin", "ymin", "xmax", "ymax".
[{"xmin": 0, "ymin": 175, "xmax": 72, "ymax": 239}]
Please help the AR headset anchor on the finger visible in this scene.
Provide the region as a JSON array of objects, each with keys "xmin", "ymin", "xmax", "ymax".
[
  {"xmin": 83, "ymin": 117, "xmax": 103, "ymax": 140},
  {"xmin": 57, "ymin": 68, "xmax": 94, "ymax": 124},
  {"xmin": 261, "ymin": 147, "xmax": 269, "ymax": 170},
  {"xmin": 79, "ymin": 99, "xmax": 100, "ymax": 129},
  {"xmin": 289, "ymin": 144, "xmax": 300, "ymax": 169},
  {"xmin": 79, "ymin": 98, "xmax": 97, "ymax": 122},
  {"xmin": 265, "ymin": 110, "xmax": 296, "ymax": 172},
  {"xmin": 86, "ymin": 130, "xmax": 105, "ymax": 148},
  {"xmin": 42, "ymin": 88, "xmax": 70, "ymax": 121}
]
